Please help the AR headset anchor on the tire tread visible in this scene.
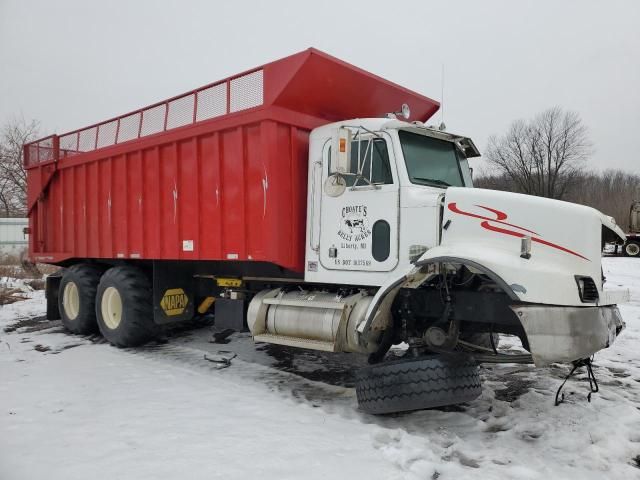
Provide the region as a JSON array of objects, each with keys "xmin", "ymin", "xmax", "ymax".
[
  {"xmin": 96, "ymin": 266, "xmax": 158, "ymax": 347},
  {"xmin": 355, "ymin": 355, "xmax": 482, "ymax": 414},
  {"xmin": 58, "ymin": 264, "xmax": 103, "ymax": 334}
]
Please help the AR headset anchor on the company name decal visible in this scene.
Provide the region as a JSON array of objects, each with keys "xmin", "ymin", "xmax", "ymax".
[
  {"xmin": 332, "ymin": 204, "xmax": 373, "ymax": 268},
  {"xmin": 338, "ymin": 204, "xmax": 371, "ymax": 242},
  {"xmin": 447, "ymin": 202, "xmax": 589, "ymax": 261}
]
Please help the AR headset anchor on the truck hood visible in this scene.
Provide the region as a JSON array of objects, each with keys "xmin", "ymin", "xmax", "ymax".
[{"xmin": 434, "ymin": 187, "xmax": 612, "ymax": 306}]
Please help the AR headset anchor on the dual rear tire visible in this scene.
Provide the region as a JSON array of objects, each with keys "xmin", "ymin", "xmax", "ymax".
[{"xmin": 58, "ymin": 264, "xmax": 158, "ymax": 347}]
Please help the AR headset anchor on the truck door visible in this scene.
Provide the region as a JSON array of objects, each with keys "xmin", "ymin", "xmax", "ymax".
[{"xmin": 319, "ymin": 132, "xmax": 399, "ymax": 272}]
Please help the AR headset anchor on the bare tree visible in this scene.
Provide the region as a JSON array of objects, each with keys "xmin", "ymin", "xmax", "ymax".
[
  {"xmin": 0, "ymin": 118, "xmax": 40, "ymax": 216},
  {"xmin": 485, "ymin": 107, "xmax": 591, "ymax": 200}
]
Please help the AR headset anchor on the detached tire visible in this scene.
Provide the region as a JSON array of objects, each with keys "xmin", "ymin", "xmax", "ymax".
[
  {"xmin": 58, "ymin": 264, "xmax": 102, "ymax": 334},
  {"xmin": 624, "ymin": 241, "xmax": 640, "ymax": 257},
  {"xmin": 355, "ymin": 355, "xmax": 482, "ymax": 415},
  {"xmin": 96, "ymin": 266, "xmax": 158, "ymax": 347}
]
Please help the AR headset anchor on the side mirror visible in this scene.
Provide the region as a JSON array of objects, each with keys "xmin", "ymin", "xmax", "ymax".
[
  {"xmin": 330, "ymin": 127, "xmax": 352, "ymax": 174},
  {"xmin": 469, "ymin": 167, "xmax": 474, "ymax": 179}
]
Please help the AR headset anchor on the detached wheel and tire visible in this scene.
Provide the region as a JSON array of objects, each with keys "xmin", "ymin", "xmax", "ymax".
[
  {"xmin": 355, "ymin": 354, "xmax": 482, "ymax": 415},
  {"xmin": 58, "ymin": 264, "xmax": 103, "ymax": 334},
  {"xmin": 624, "ymin": 241, "xmax": 640, "ymax": 257},
  {"xmin": 96, "ymin": 266, "xmax": 158, "ymax": 347}
]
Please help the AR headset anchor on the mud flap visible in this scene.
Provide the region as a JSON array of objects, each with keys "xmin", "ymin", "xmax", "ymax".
[
  {"xmin": 152, "ymin": 261, "xmax": 195, "ymax": 325},
  {"xmin": 45, "ymin": 273, "xmax": 62, "ymax": 320}
]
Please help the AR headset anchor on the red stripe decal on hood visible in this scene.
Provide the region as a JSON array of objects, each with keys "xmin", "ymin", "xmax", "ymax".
[{"xmin": 448, "ymin": 203, "xmax": 589, "ymax": 261}]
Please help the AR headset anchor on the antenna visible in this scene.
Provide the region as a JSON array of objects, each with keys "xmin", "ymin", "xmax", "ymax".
[{"xmin": 439, "ymin": 63, "xmax": 446, "ymax": 131}]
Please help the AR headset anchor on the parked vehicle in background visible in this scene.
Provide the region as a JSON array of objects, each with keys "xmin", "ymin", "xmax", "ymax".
[
  {"xmin": 613, "ymin": 201, "xmax": 640, "ymax": 257},
  {"xmin": 24, "ymin": 49, "xmax": 629, "ymax": 414}
]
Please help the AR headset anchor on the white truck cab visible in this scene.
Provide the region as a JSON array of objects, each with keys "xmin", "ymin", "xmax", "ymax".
[
  {"xmin": 249, "ymin": 117, "xmax": 627, "ymax": 376},
  {"xmin": 305, "ymin": 118, "xmax": 476, "ymax": 286}
]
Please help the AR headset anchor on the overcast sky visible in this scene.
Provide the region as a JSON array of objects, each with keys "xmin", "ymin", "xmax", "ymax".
[{"xmin": 1, "ymin": 0, "xmax": 638, "ymax": 173}]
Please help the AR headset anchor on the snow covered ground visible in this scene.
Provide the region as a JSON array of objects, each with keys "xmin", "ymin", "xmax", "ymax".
[{"xmin": 1, "ymin": 257, "xmax": 640, "ymax": 480}]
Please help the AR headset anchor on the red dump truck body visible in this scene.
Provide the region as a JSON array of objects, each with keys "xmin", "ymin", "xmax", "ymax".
[{"xmin": 25, "ymin": 48, "xmax": 439, "ymax": 272}]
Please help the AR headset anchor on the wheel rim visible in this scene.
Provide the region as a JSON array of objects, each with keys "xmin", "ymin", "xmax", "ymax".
[
  {"xmin": 63, "ymin": 282, "xmax": 80, "ymax": 320},
  {"xmin": 626, "ymin": 243, "xmax": 640, "ymax": 256},
  {"xmin": 101, "ymin": 286, "xmax": 123, "ymax": 330}
]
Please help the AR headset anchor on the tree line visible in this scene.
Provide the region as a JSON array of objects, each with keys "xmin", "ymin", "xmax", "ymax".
[{"xmin": 475, "ymin": 170, "xmax": 640, "ymax": 231}]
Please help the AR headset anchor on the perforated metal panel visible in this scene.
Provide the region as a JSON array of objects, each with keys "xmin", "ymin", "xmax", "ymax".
[
  {"xmin": 96, "ymin": 120, "xmax": 117, "ymax": 148},
  {"xmin": 117, "ymin": 112, "xmax": 142, "ymax": 143},
  {"xmin": 59, "ymin": 134, "xmax": 78, "ymax": 155},
  {"xmin": 26, "ymin": 136, "xmax": 56, "ymax": 165},
  {"xmin": 230, "ymin": 70, "xmax": 263, "ymax": 113},
  {"xmin": 25, "ymin": 68, "xmax": 265, "ymax": 166},
  {"xmin": 78, "ymin": 127, "xmax": 97, "ymax": 152},
  {"xmin": 140, "ymin": 104, "xmax": 166, "ymax": 137},
  {"xmin": 196, "ymin": 84, "xmax": 227, "ymax": 121},
  {"xmin": 167, "ymin": 95, "xmax": 195, "ymax": 130}
]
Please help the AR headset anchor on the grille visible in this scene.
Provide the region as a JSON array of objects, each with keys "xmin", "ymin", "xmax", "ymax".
[{"xmin": 576, "ymin": 276, "xmax": 599, "ymax": 303}]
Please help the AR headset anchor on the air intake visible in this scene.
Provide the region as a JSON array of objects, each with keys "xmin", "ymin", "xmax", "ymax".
[{"xmin": 575, "ymin": 276, "xmax": 599, "ymax": 303}]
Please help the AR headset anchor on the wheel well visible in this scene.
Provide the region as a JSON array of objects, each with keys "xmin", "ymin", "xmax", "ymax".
[{"xmin": 365, "ymin": 257, "xmax": 530, "ymax": 352}]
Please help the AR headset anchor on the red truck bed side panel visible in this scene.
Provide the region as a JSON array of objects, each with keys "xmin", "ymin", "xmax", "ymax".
[{"xmin": 29, "ymin": 119, "xmax": 308, "ymax": 272}]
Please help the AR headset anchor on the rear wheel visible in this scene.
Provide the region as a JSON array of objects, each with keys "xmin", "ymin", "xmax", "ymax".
[
  {"xmin": 58, "ymin": 264, "xmax": 102, "ymax": 334},
  {"xmin": 355, "ymin": 354, "xmax": 482, "ymax": 415},
  {"xmin": 624, "ymin": 240, "xmax": 640, "ymax": 257},
  {"xmin": 96, "ymin": 266, "xmax": 158, "ymax": 347}
]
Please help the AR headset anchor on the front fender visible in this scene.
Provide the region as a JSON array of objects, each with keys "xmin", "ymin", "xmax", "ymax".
[{"xmin": 415, "ymin": 244, "xmax": 586, "ymax": 306}]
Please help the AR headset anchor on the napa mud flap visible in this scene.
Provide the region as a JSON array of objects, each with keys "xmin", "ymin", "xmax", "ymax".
[{"xmin": 152, "ymin": 261, "xmax": 195, "ymax": 324}]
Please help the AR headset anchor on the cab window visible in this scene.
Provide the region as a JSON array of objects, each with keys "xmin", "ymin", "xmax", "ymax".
[
  {"xmin": 329, "ymin": 138, "xmax": 393, "ymax": 186},
  {"xmin": 399, "ymin": 131, "xmax": 464, "ymax": 188}
]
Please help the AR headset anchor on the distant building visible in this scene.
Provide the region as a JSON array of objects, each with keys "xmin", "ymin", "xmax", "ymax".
[{"xmin": 0, "ymin": 218, "xmax": 28, "ymax": 257}]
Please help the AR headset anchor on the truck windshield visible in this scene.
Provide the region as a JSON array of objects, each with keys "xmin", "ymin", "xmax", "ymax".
[{"xmin": 399, "ymin": 130, "xmax": 464, "ymax": 188}]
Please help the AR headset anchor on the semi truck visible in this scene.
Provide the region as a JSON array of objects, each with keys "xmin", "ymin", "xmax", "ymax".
[
  {"xmin": 25, "ymin": 49, "xmax": 628, "ymax": 414},
  {"xmin": 613, "ymin": 201, "xmax": 640, "ymax": 257}
]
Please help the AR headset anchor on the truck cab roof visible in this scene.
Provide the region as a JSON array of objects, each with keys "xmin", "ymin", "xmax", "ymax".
[{"xmin": 311, "ymin": 118, "xmax": 481, "ymax": 159}]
